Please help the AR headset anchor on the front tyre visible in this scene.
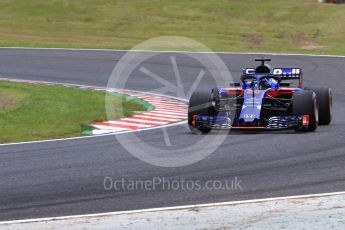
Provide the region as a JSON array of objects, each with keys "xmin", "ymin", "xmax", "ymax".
[
  {"xmin": 292, "ymin": 90, "xmax": 318, "ymax": 132},
  {"xmin": 308, "ymin": 87, "xmax": 332, "ymax": 125},
  {"xmin": 188, "ymin": 91, "xmax": 212, "ymax": 134}
]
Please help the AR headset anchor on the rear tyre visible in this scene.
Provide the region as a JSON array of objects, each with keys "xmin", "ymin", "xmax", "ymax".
[
  {"xmin": 308, "ymin": 87, "xmax": 332, "ymax": 125},
  {"xmin": 188, "ymin": 91, "xmax": 212, "ymax": 134},
  {"xmin": 291, "ymin": 90, "xmax": 318, "ymax": 132}
]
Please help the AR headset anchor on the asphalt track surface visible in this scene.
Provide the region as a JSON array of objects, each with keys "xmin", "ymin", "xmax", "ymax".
[{"xmin": 0, "ymin": 48, "xmax": 345, "ymax": 221}]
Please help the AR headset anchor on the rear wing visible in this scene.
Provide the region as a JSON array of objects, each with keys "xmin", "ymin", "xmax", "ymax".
[
  {"xmin": 243, "ymin": 68, "xmax": 302, "ymax": 79},
  {"xmin": 242, "ymin": 68, "xmax": 303, "ymax": 87}
]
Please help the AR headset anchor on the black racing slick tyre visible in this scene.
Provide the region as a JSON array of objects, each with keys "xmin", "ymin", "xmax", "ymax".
[
  {"xmin": 309, "ymin": 87, "xmax": 332, "ymax": 125},
  {"xmin": 291, "ymin": 90, "xmax": 318, "ymax": 132},
  {"xmin": 188, "ymin": 91, "xmax": 212, "ymax": 134}
]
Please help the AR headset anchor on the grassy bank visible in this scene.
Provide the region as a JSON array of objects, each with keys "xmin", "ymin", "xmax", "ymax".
[
  {"xmin": 0, "ymin": 81, "xmax": 149, "ymax": 143},
  {"xmin": 0, "ymin": 0, "xmax": 344, "ymax": 54}
]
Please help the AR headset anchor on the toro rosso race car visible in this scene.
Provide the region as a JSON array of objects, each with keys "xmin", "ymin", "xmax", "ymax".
[{"xmin": 188, "ymin": 58, "xmax": 332, "ymax": 133}]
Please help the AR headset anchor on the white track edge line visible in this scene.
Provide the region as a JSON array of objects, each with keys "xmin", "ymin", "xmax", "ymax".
[
  {"xmin": 1, "ymin": 190, "xmax": 345, "ymax": 225},
  {"xmin": 0, "ymin": 78, "xmax": 188, "ymax": 102},
  {"xmin": 0, "ymin": 47, "xmax": 345, "ymax": 58}
]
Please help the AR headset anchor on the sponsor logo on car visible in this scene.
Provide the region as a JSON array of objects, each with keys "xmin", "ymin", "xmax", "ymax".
[{"xmin": 243, "ymin": 114, "xmax": 255, "ymax": 119}]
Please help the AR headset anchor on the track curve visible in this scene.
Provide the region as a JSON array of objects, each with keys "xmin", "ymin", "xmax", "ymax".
[{"xmin": 0, "ymin": 48, "xmax": 345, "ymax": 221}]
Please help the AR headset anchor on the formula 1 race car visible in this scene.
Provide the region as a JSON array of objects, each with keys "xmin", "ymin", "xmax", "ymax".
[{"xmin": 188, "ymin": 58, "xmax": 332, "ymax": 133}]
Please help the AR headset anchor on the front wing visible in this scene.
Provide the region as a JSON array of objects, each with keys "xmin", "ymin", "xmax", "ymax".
[{"xmin": 192, "ymin": 115, "xmax": 310, "ymax": 130}]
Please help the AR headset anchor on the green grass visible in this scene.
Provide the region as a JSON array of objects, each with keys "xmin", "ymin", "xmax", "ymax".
[
  {"xmin": 0, "ymin": 0, "xmax": 344, "ymax": 54},
  {"xmin": 0, "ymin": 81, "xmax": 149, "ymax": 143}
]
